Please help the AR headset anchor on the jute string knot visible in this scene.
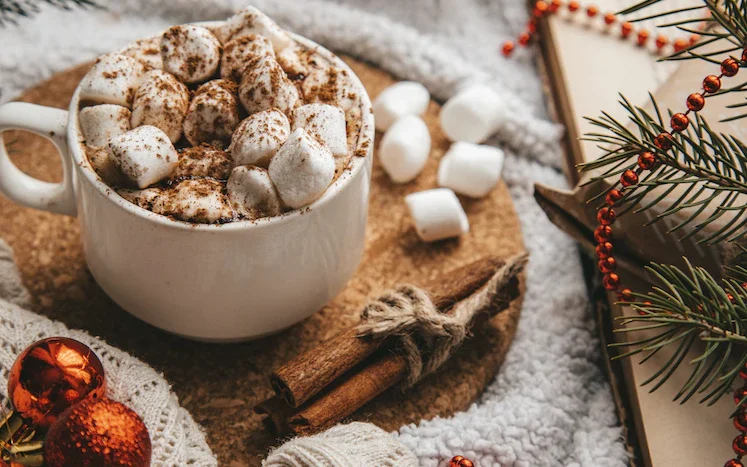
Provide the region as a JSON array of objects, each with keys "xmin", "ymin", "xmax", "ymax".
[{"xmin": 357, "ymin": 253, "xmax": 528, "ymax": 388}]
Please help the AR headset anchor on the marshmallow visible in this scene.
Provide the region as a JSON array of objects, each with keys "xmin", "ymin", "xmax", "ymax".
[
  {"xmin": 405, "ymin": 188, "xmax": 469, "ymax": 242},
  {"xmin": 440, "ymin": 84, "xmax": 503, "ymax": 144},
  {"xmin": 221, "ymin": 34, "xmax": 275, "ymax": 82},
  {"xmin": 437, "ymin": 142, "xmax": 504, "ymax": 198},
  {"xmin": 161, "ymin": 25, "xmax": 222, "ymax": 83},
  {"xmin": 215, "ymin": 6, "xmax": 291, "ymax": 52},
  {"xmin": 372, "ymin": 81, "xmax": 430, "ymax": 132},
  {"xmin": 378, "ymin": 115, "xmax": 430, "ymax": 183},
  {"xmin": 174, "ymin": 145, "xmax": 233, "ymax": 180},
  {"xmin": 292, "ymin": 104, "xmax": 347, "ymax": 157},
  {"xmin": 79, "ymin": 54, "xmax": 145, "ymax": 108},
  {"xmin": 268, "ymin": 128, "xmax": 335, "ymax": 209},
  {"xmin": 131, "ymin": 69, "xmax": 190, "ymax": 142},
  {"xmin": 121, "ymin": 37, "xmax": 163, "ymax": 70},
  {"xmin": 108, "ymin": 125, "xmax": 179, "ymax": 188},
  {"xmin": 239, "ymin": 55, "xmax": 299, "ymax": 115},
  {"xmin": 183, "ymin": 80, "xmax": 241, "ymax": 146},
  {"xmin": 79, "ymin": 104, "xmax": 131, "ymax": 147},
  {"xmin": 301, "ymin": 66, "xmax": 356, "ymax": 111},
  {"xmin": 151, "ymin": 179, "xmax": 234, "ymax": 224},
  {"xmin": 229, "ymin": 109, "xmax": 290, "ymax": 168},
  {"xmin": 118, "ymin": 187, "xmax": 163, "ymax": 209},
  {"xmin": 85, "ymin": 146, "xmax": 128, "ymax": 186},
  {"xmin": 227, "ymin": 165, "xmax": 283, "ymax": 217}
]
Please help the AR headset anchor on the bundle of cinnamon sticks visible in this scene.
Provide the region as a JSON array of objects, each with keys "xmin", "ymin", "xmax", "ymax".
[{"xmin": 255, "ymin": 255, "xmax": 524, "ymax": 436}]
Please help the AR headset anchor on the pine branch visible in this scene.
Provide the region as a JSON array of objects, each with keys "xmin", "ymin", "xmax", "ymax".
[
  {"xmin": 613, "ymin": 260, "xmax": 747, "ymax": 406},
  {"xmin": 0, "ymin": 0, "xmax": 97, "ymax": 26},
  {"xmin": 580, "ymin": 94, "xmax": 747, "ymax": 244}
]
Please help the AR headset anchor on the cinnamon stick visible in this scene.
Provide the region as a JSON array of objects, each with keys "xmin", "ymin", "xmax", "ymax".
[
  {"xmin": 261, "ymin": 270, "xmax": 522, "ymax": 436},
  {"xmin": 271, "ymin": 256, "xmax": 506, "ymax": 408}
]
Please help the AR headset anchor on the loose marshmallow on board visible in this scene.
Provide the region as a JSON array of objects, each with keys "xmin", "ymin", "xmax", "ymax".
[
  {"xmin": 437, "ymin": 142, "xmax": 504, "ymax": 198},
  {"xmin": 79, "ymin": 104, "xmax": 131, "ymax": 147},
  {"xmin": 405, "ymin": 188, "xmax": 469, "ymax": 242},
  {"xmin": 131, "ymin": 70, "xmax": 190, "ymax": 143},
  {"xmin": 161, "ymin": 25, "xmax": 222, "ymax": 84},
  {"xmin": 227, "ymin": 165, "xmax": 283, "ymax": 217},
  {"xmin": 292, "ymin": 104, "xmax": 347, "ymax": 157},
  {"xmin": 379, "ymin": 115, "xmax": 431, "ymax": 183},
  {"xmin": 440, "ymin": 84, "xmax": 503, "ymax": 144},
  {"xmin": 229, "ymin": 109, "xmax": 290, "ymax": 167},
  {"xmin": 183, "ymin": 80, "xmax": 241, "ymax": 146},
  {"xmin": 268, "ymin": 128, "xmax": 335, "ymax": 209},
  {"xmin": 151, "ymin": 179, "xmax": 234, "ymax": 224},
  {"xmin": 79, "ymin": 54, "xmax": 145, "ymax": 108},
  {"xmin": 215, "ymin": 6, "xmax": 291, "ymax": 52},
  {"xmin": 372, "ymin": 81, "xmax": 430, "ymax": 132},
  {"xmin": 174, "ymin": 145, "xmax": 233, "ymax": 180},
  {"xmin": 239, "ymin": 55, "xmax": 299, "ymax": 115},
  {"xmin": 108, "ymin": 125, "xmax": 178, "ymax": 189},
  {"xmin": 221, "ymin": 34, "xmax": 275, "ymax": 82}
]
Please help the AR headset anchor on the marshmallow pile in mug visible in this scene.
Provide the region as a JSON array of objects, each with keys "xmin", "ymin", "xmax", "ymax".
[
  {"xmin": 77, "ymin": 7, "xmax": 358, "ymax": 224},
  {"xmin": 373, "ymin": 82, "xmax": 505, "ymax": 242}
]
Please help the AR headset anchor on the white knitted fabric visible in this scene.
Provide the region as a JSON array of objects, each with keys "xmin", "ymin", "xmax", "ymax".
[
  {"xmin": 264, "ymin": 422, "xmax": 417, "ymax": 467},
  {"xmin": 0, "ymin": 1, "xmax": 632, "ymax": 465}
]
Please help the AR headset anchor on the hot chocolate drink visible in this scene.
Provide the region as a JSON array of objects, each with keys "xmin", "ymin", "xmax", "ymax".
[{"xmin": 77, "ymin": 7, "xmax": 364, "ymax": 224}]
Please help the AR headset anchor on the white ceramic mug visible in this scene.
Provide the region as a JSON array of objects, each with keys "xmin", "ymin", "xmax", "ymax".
[{"xmin": 0, "ymin": 27, "xmax": 374, "ymax": 341}]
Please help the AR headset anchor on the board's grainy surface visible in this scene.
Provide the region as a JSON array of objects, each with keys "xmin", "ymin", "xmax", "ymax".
[{"xmin": 0, "ymin": 57, "xmax": 525, "ymax": 466}]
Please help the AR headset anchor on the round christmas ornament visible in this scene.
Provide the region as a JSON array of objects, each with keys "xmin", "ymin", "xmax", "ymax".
[
  {"xmin": 7, "ymin": 337, "xmax": 106, "ymax": 430},
  {"xmin": 44, "ymin": 397, "xmax": 151, "ymax": 467}
]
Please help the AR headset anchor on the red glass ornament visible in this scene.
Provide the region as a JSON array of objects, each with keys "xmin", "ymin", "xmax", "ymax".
[
  {"xmin": 654, "ymin": 132, "xmax": 674, "ymax": 150},
  {"xmin": 458, "ymin": 460, "xmax": 474, "ymax": 467},
  {"xmin": 8, "ymin": 337, "xmax": 106, "ymax": 430},
  {"xmin": 603, "ymin": 273, "xmax": 620, "ymax": 291},
  {"xmin": 519, "ymin": 32, "xmax": 531, "ymax": 46},
  {"xmin": 703, "ymin": 75, "xmax": 722, "ymax": 94},
  {"xmin": 549, "ymin": 0, "xmax": 561, "ymax": 12},
  {"xmin": 655, "ymin": 35, "xmax": 668, "ymax": 49},
  {"xmin": 502, "ymin": 41, "xmax": 515, "ymax": 57},
  {"xmin": 586, "ymin": 5, "xmax": 598, "ymax": 17},
  {"xmin": 597, "ymin": 207, "xmax": 616, "ymax": 225},
  {"xmin": 605, "ymin": 189, "xmax": 623, "ymax": 205},
  {"xmin": 734, "ymin": 434, "xmax": 747, "ymax": 456},
  {"xmin": 568, "ymin": 1, "xmax": 579, "ymax": 12},
  {"xmin": 726, "ymin": 459, "xmax": 744, "ymax": 467},
  {"xmin": 621, "ymin": 22, "xmax": 633, "ymax": 38},
  {"xmin": 596, "ymin": 241, "xmax": 614, "ymax": 259},
  {"xmin": 671, "ymin": 113, "xmax": 690, "ymax": 132},
  {"xmin": 44, "ymin": 397, "xmax": 151, "ymax": 467},
  {"xmin": 620, "ymin": 169, "xmax": 638, "ymax": 187},
  {"xmin": 734, "ymin": 387, "xmax": 747, "ymax": 405},
  {"xmin": 533, "ymin": 1, "xmax": 548, "ymax": 16},
  {"xmin": 673, "ymin": 38, "xmax": 688, "ymax": 52},
  {"xmin": 450, "ymin": 456, "xmax": 465, "ymax": 467},
  {"xmin": 636, "ymin": 29, "xmax": 649, "ymax": 46},
  {"xmin": 734, "ymin": 411, "xmax": 747, "ymax": 432},
  {"xmin": 604, "ymin": 13, "xmax": 615, "ymax": 25},
  {"xmin": 594, "ymin": 225, "xmax": 613, "ymax": 242},
  {"xmin": 599, "ymin": 257, "xmax": 617, "ymax": 274},
  {"xmin": 686, "ymin": 93, "xmax": 705, "ymax": 112},
  {"xmin": 638, "ymin": 152, "xmax": 657, "ymax": 170},
  {"xmin": 722, "ymin": 57, "xmax": 740, "ymax": 77}
]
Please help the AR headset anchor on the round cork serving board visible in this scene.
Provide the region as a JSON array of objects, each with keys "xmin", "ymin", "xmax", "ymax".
[{"xmin": 0, "ymin": 57, "xmax": 525, "ymax": 466}]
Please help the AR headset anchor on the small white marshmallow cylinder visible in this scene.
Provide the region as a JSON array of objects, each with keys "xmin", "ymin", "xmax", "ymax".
[
  {"xmin": 405, "ymin": 188, "xmax": 469, "ymax": 242},
  {"xmin": 378, "ymin": 115, "xmax": 430, "ymax": 184},
  {"xmin": 437, "ymin": 142, "xmax": 504, "ymax": 198},
  {"xmin": 372, "ymin": 81, "xmax": 430, "ymax": 132},
  {"xmin": 440, "ymin": 84, "xmax": 503, "ymax": 143}
]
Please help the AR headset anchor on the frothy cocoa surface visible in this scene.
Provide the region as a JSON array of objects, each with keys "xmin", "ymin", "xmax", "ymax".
[{"xmin": 80, "ymin": 17, "xmax": 367, "ymax": 225}]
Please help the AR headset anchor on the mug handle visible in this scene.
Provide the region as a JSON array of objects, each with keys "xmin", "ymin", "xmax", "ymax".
[{"xmin": 0, "ymin": 102, "xmax": 77, "ymax": 216}]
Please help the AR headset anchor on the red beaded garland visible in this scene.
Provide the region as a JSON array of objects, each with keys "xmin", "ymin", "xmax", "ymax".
[
  {"xmin": 618, "ymin": 288, "xmax": 633, "ymax": 302},
  {"xmin": 734, "ymin": 387, "xmax": 747, "ymax": 405},
  {"xmin": 604, "ymin": 12, "xmax": 615, "ymax": 25},
  {"xmin": 621, "ymin": 22, "xmax": 633, "ymax": 38},
  {"xmin": 596, "ymin": 241, "xmax": 614, "ymax": 258},
  {"xmin": 586, "ymin": 5, "xmax": 598, "ymax": 17},
  {"xmin": 703, "ymin": 75, "xmax": 722, "ymax": 93},
  {"xmin": 673, "ymin": 38, "xmax": 688, "ymax": 52},
  {"xmin": 568, "ymin": 1, "xmax": 579, "ymax": 11},
  {"xmin": 654, "ymin": 132, "xmax": 674, "ymax": 150},
  {"xmin": 636, "ymin": 29, "xmax": 649, "ymax": 46},
  {"xmin": 605, "ymin": 189, "xmax": 623, "ymax": 205},
  {"xmin": 599, "ymin": 257, "xmax": 617, "ymax": 274},
  {"xmin": 686, "ymin": 93, "xmax": 705, "ymax": 112},
  {"xmin": 597, "ymin": 207, "xmax": 616, "ymax": 225},
  {"xmin": 742, "ymin": 48, "xmax": 747, "ymax": 63},
  {"xmin": 533, "ymin": 0, "xmax": 548, "ymax": 16},
  {"xmin": 671, "ymin": 113, "xmax": 690, "ymax": 132},
  {"xmin": 620, "ymin": 169, "xmax": 638, "ymax": 187},
  {"xmin": 734, "ymin": 434, "xmax": 747, "ymax": 456},
  {"xmin": 603, "ymin": 273, "xmax": 620, "ymax": 291},
  {"xmin": 726, "ymin": 460, "xmax": 745, "ymax": 467},
  {"xmin": 594, "ymin": 225, "xmax": 613, "ymax": 242},
  {"xmin": 638, "ymin": 152, "xmax": 657, "ymax": 170},
  {"xmin": 502, "ymin": 41, "xmax": 515, "ymax": 57},
  {"xmin": 519, "ymin": 32, "xmax": 531, "ymax": 46},
  {"xmin": 549, "ymin": 0, "xmax": 561, "ymax": 12},
  {"xmin": 735, "ymin": 411, "xmax": 747, "ymax": 432},
  {"xmin": 655, "ymin": 35, "xmax": 668, "ymax": 49},
  {"xmin": 722, "ymin": 57, "xmax": 740, "ymax": 77}
]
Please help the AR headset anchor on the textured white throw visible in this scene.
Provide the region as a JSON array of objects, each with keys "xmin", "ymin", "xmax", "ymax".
[{"xmin": 0, "ymin": 1, "xmax": 630, "ymax": 465}]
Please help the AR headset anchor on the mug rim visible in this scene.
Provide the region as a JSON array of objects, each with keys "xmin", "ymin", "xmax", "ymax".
[{"xmin": 68, "ymin": 23, "xmax": 374, "ymax": 232}]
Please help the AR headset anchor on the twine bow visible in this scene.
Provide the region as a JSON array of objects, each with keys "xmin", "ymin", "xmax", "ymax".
[{"xmin": 356, "ymin": 253, "xmax": 528, "ymax": 388}]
